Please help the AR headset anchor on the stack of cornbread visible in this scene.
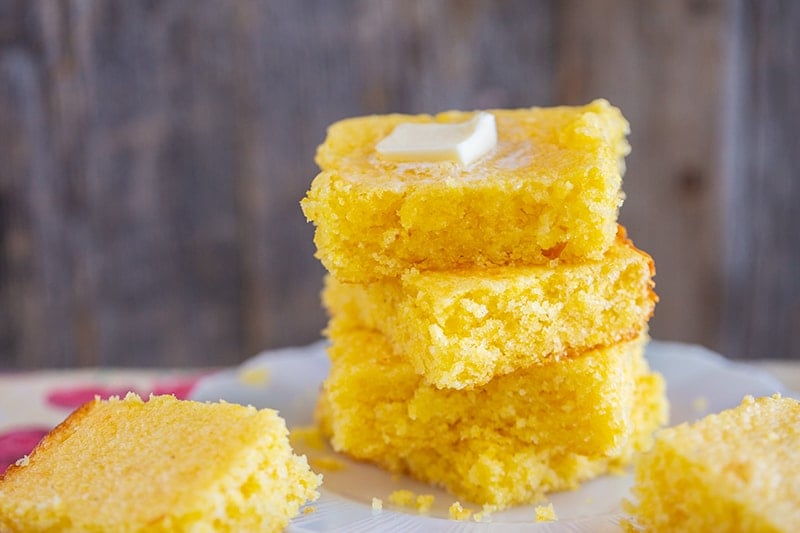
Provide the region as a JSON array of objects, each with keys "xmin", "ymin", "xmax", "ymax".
[{"xmin": 302, "ymin": 100, "xmax": 667, "ymax": 509}]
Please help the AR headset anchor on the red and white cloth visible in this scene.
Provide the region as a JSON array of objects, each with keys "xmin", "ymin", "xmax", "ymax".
[{"xmin": 0, "ymin": 368, "xmax": 210, "ymax": 473}]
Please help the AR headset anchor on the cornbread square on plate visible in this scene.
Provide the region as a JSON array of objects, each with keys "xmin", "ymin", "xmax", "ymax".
[
  {"xmin": 0, "ymin": 393, "xmax": 321, "ymax": 533},
  {"xmin": 625, "ymin": 394, "xmax": 800, "ymax": 532},
  {"xmin": 317, "ymin": 324, "xmax": 666, "ymax": 508},
  {"xmin": 302, "ymin": 99, "xmax": 629, "ymax": 282},
  {"xmin": 324, "ymin": 227, "xmax": 655, "ymax": 389}
]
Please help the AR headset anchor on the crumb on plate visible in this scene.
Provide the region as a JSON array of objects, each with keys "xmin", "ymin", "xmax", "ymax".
[
  {"xmin": 371, "ymin": 497, "xmax": 383, "ymax": 512},
  {"xmin": 535, "ymin": 503, "xmax": 557, "ymax": 522},
  {"xmin": 289, "ymin": 426, "xmax": 326, "ymax": 451},
  {"xmin": 309, "ymin": 456, "xmax": 345, "ymax": 472},
  {"xmin": 449, "ymin": 501, "xmax": 472, "ymax": 521}
]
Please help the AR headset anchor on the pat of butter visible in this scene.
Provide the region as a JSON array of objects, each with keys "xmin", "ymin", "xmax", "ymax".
[{"xmin": 376, "ymin": 112, "xmax": 497, "ymax": 165}]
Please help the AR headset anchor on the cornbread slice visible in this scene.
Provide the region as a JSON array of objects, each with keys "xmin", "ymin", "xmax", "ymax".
[
  {"xmin": 0, "ymin": 393, "xmax": 321, "ymax": 533},
  {"xmin": 317, "ymin": 324, "xmax": 667, "ymax": 508},
  {"xmin": 324, "ymin": 227, "xmax": 655, "ymax": 389},
  {"xmin": 302, "ymin": 99, "xmax": 630, "ymax": 282},
  {"xmin": 625, "ymin": 394, "xmax": 800, "ymax": 532}
]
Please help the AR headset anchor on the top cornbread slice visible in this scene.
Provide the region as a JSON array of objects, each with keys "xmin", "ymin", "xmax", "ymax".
[
  {"xmin": 302, "ymin": 99, "xmax": 630, "ymax": 281},
  {"xmin": 0, "ymin": 393, "xmax": 321, "ymax": 533},
  {"xmin": 626, "ymin": 394, "xmax": 800, "ymax": 532}
]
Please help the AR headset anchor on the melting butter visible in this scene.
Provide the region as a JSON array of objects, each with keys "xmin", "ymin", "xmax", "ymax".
[{"xmin": 376, "ymin": 112, "xmax": 497, "ymax": 166}]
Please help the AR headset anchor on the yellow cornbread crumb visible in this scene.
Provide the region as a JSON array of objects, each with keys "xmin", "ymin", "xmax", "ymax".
[
  {"xmin": 472, "ymin": 504, "xmax": 497, "ymax": 523},
  {"xmin": 317, "ymin": 325, "xmax": 667, "ymax": 508},
  {"xmin": 448, "ymin": 501, "xmax": 472, "ymax": 521},
  {"xmin": 385, "ymin": 489, "xmax": 434, "ymax": 514},
  {"xmin": 0, "ymin": 393, "xmax": 321, "ymax": 533},
  {"xmin": 692, "ymin": 395, "xmax": 709, "ymax": 413},
  {"xmin": 303, "ymin": 506, "xmax": 316, "ymax": 515},
  {"xmin": 625, "ymin": 394, "xmax": 800, "ymax": 532},
  {"xmin": 415, "ymin": 494, "xmax": 435, "ymax": 513},
  {"xmin": 371, "ymin": 497, "xmax": 383, "ymax": 512},
  {"xmin": 323, "ymin": 227, "xmax": 656, "ymax": 389},
  {"xmin": 387, "ymin": 489, "xmax": 415, "ymax": 507},
  {"xmin": 535, "ymin": 503, "xmax": 557, "ymax": 522},
  {"xmin": 309, "ymin": 456, "xmax": 345, "ymax": 472},
  {"xmin": 237, "ymin": 366, "xmax": 270, "ymax": 386},
  {"xmin": 289, "ymin": 425, "xmax": 326, "ymax": 451},
  {"xmin": 302, "ymin": 100, "xmax": 630, "ymax": 281}
]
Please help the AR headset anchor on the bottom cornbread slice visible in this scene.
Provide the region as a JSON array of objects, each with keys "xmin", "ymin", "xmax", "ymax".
[
  {"xmin": 0, "ymin": 393, "xmax": 321, "ymax": 533},
  {"xmin": 625, "ymin": 394, "xmax": 800, "ymax": 532},
  {"xmin": 317, "ymin": 325, "xmax": 666, "ymax": 508}
]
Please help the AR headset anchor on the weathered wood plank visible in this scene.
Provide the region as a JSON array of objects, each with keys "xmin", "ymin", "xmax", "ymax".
[
  {"xmin": 0, "ymin": 0, "xmax": 556, "ymax": 368},
  {"xmin": 719, "ymin": 0, "xmax": 800, "ymax": 359},
  {"xmin": 0, "ymin": 1, "xmax": 86, "ymax": 368},
  {"xmin": 1, "ymin": 1, "xmax": 257, "ymax": 367},
  {"xmin": 3, "ymin": 0, "xmax": 796, "ymax": 367},
  {"xmin": 556, "ymin": 0, "xmax": 731, "ymax": 353}
]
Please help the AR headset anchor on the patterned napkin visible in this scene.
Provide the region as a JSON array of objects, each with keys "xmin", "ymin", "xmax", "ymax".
[{"xmin": 0, "ymin": 369, "xmax": 209, "ymax": 473}]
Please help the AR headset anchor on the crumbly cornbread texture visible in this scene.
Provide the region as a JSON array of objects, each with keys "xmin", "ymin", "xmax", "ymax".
[
  {"xmin": 324, "ymin": 227, "xmax": 655, "ymax": 389},
  {"xmin": 534, "ymin": 503, "xmax": 558, "ymax": 522},
  {"xmin": 317, "ymin": 325, "xmax": 666, "ymax": 508},
  {"xmin": 0, "ymin": 393, "xmax": 321, "ymax": 533},
  {"xmin": 625, "ymin": 394, "xmax": 800, "ymax": 533},
  {"xmin": 302, "ymin": 99, "xmax": 630, "ymax": 282}
]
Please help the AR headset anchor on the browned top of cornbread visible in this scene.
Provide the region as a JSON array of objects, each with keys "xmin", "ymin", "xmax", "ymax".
[{"xmin": 315, "ymin": 99, "xmax": 630, "ymax": 184}]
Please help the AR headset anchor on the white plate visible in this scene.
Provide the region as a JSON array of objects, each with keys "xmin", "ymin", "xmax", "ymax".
[{"xmin": 191, "ymin": 341, "xmax": 794, "ymax": 532}]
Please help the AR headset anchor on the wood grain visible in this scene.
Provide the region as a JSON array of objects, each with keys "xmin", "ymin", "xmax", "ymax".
[
  {"xmin": 0, "ymin": 0, "xmax": 797, "ymax": 367},
  {"xmin": 0, "ymin": 0, "xmax": 557, "ymax": 367},
  {"xmin": 556, "ymin": 0, "xmax": 730, "ymax": 353},
  {"xmin": 719, "ymin": 0, "xmax": 800, "ymax": 359}
]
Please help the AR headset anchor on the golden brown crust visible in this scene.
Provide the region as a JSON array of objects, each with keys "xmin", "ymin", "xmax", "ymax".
[{"xmin": 1, "ymin": 397, "xmax": 100, "ymax": 482}]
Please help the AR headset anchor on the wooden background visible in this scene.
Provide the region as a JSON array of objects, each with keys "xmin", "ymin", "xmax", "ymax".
[{"xmin": 0, "ymin": 0, "xmax": 798, "ymax": 368}]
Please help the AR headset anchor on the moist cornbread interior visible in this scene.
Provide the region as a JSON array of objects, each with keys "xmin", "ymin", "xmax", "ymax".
[
  {"xmin": 317, "ymin": 325, "xmax": 666, "ymax": 508},
  {"xmin": 323, "ymin": 227, "xmax": 656, "ymax": 389}
]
